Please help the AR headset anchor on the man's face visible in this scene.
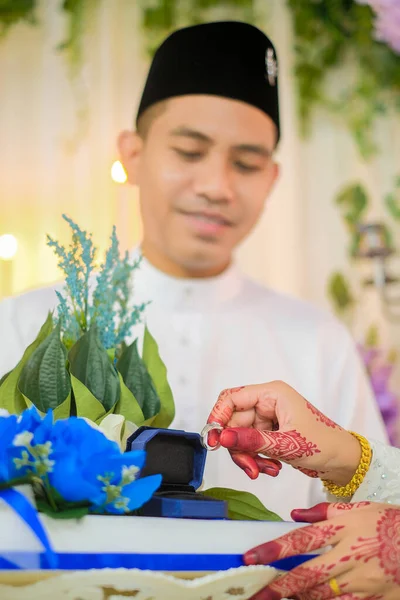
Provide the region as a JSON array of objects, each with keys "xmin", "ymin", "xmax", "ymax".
[{"xmin": 120, "ymin": 95, "xmax": 279, "ymax": 277}]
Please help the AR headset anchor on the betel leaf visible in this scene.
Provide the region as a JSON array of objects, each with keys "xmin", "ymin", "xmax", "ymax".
[
  {"xmin": 18, "ymin": 322, "xmax": 70, "ymax": 413},
  {"xmin": 71, "ymin": 374, "xmax": 106, "ymax": 422},
  {"xmin": 142, "ymin": 327, "xmax": 175, "ymax": 428},
  {"xmin": 117, "ymin": 339, "xmax": 160, "ymax": 420},
  {"xmin": 114, "ymin": 372, "xmax": 145, "ymax": 426},
  {"xmin": 0, "ymin": 313, "xmax": 54, "ymax": 414},
  {"xmin": 201, "ymin": 488, "xmax": 283, "ymax": 522},
  {"xmin": 68, "ymin": 325, "xmax": 120, "ymax": 412}
]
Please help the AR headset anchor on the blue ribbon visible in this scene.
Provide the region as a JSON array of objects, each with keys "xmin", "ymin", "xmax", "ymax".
[
  {"xmin": 0, "ymin": 550, "xmax": 317, "ymax": 572},
  {"xmin": 0, "ymin": 488, "xmax": 58, "ymax": 569}
]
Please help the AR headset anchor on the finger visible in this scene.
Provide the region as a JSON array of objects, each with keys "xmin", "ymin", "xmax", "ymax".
[
  {"xmin": 244, "ymin": 521, "xmax": 345, "ymax": 565},
  {"xmin": 291, "ymin": 502, "xmax": 373, "ymax": 523},
  {"xmin": 207, "ymin": 428, "xmax": 221, "ymax": 447},
  {"xmin": 207, "ymin": 384, "xmax": 279, "ymax": 427},
  {"xmin": 249, "ymin": 546, "xmax": 353, "ymax": 600},
  {"xmin": 230, "ymin": 452, "xmax": 282, "ymax": 479}
]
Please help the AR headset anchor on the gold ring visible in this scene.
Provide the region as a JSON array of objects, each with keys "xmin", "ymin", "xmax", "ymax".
[{"xmin": 328, "ymin": 577, "xmax": 341, "ymax": 597}]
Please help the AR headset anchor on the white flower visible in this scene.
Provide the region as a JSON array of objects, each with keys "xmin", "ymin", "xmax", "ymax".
[
  {"xmin": 82, "ymin": 415, "xmax": 138, "ymax": 451},
  {"xmin": 13, "ymin": 431, "xmax": 34, "ymax": 447},
  {"xmin": 0, "ymin": 409, "xmax": 10, "ymax": 418}
]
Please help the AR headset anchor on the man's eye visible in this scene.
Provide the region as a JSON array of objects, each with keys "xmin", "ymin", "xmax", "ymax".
[
  {"xmin": 173, "ymin": 148, "xmax": 203, "ymax": 160},
  {"xmin": 234, "ymin": 161, "xmax": 261, "ymax": 173}
]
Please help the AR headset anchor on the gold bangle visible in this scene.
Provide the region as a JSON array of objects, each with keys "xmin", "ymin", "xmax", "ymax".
[{"xmin": 322, "ymin": 432, "xmax": 372, "ymax": 498}]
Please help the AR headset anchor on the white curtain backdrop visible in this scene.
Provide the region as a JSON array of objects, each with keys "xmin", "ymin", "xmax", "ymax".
[{"xmin": 1, "ymin": 0, "xmax": 399, "ymax": 357}]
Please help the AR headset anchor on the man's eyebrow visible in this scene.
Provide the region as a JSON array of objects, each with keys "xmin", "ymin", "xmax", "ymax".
[
  {"xmin": 169, "ymin": 127, "xmax": 273, "ymax": 157},
  {"xmin": 234, "ymin": 144, "xmax": 272, "ymax": 158},
  {"xmin": 169, "ymin": 127, "xmax": 211, "ymax": 143}
]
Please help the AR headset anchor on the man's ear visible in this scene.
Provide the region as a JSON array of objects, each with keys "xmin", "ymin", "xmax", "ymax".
[{"xmin": 117, "ymin": 130, "xmax": 143, "ymax": 185}]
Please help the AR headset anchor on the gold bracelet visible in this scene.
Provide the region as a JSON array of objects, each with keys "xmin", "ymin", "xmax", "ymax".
[{"xmin": 322, "ymin": 432, "xmax": 372, "ymax": 498}]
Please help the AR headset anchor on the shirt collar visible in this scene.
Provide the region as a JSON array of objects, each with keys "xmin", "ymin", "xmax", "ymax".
[{"xmin": 131, "ymin": 248, "xmax": 243, "ymax": 310}]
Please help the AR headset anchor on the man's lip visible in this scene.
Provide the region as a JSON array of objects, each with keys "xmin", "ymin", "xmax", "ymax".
[{"xmin": 177, "ymin": 209, "xmax": 233, "ymax": 226}]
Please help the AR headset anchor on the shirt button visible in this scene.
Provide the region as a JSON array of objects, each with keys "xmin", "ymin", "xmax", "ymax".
[
  {"xmin": 179, "ymin": 375, "xmax": 187, "ymax": 385},
  {"xmin": 180, "ymin": 336, "xmax": 189, "ymax": 346}
]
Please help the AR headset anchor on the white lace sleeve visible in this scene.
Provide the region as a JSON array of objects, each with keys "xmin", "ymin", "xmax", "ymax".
[{"xmin": 351, "ymin": 439, "xmax": 400, "ymax": 505}]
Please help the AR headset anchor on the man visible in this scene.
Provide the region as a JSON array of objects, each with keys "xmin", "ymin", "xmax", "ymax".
[{"xmin": 0, "ymin": 22, "xmax": 387, "ymax": 519}]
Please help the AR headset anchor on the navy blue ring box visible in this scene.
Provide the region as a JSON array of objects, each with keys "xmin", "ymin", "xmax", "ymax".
[{"xmin": 126, "ymin": 426, "xmax": 227, "ymax": 519}]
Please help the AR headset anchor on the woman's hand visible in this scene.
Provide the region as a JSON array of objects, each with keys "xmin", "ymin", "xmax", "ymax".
[
  {"xmin": 244, "ymin": 501, "xmax": 400, "ymax": 600},
  {"xmin": 206, "ymin": 381, "xmax": 361, "ymax": 485}
]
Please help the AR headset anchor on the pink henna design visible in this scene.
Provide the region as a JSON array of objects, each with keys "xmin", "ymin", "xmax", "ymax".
[
  {"xmin": 221, "ymin": 428, "xmax": 321, "ymax": 461},
  {"xmin": 255, "ymin": 564, "xmax": 335, "ymax": 600},
  {"xmin": 295, "ymin": 466, "xmax": 320, "ymax": 478},
  {"xmin": 305, "ymin": 401, "xmax": 340, "ymax": 429},
  {"xmin": 208, "ymin": 386, "xmax": 245, "ymax": 425},
  {"xmin": 349, "ymin": 508, "xmax": 400, "ymax": 585},
  {"xmin": 244, "ymin": 524, "xmax": 343, "ymax": 565}
]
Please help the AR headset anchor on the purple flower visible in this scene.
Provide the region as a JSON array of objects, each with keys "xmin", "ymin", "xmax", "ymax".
[
  {"xmin": 357, "ymin": 0, "xmax": 400, "ymax": 54},
  {"xmin": 358, "ymin": 342, "xmax": 399, "ymax": 445}
]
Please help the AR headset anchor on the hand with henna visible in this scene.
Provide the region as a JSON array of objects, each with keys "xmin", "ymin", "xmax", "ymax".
[
  {"xmin": 206, "ymin": 381, "xmax": 362, "ymax": 486},
  {"xmin": 243, "ymin": 501, "xmax": 400, "ymax": 599}
]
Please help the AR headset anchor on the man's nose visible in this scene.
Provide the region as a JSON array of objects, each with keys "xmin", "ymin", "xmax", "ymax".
[{"xmin": 193, "ymin": 156, "xmax": 234, "ymax": 205}]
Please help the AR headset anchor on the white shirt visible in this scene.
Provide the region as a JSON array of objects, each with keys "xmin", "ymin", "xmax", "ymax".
[
  {"xmin": 353, "ymin": 439, "xmax": 400, "ymax": 505},
  {"xmin": 0, "ymin": 256, "xmax": 388, "ymax": 519}
]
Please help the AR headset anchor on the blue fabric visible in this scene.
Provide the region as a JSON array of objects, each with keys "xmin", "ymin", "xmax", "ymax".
[
  {"xmin": 0, "ymin": 551, "xmax": 318, "ymax": 572},
  {"xmin": 0, "ymin": 488, "xmax": 57, "ymax": 569}
]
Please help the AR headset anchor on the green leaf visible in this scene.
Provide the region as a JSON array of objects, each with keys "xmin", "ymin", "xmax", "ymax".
[
  {"xmin": 114, "ymin": 373, "xmax": 145, "ymax": 426},
  {"xmin": 52, "ymin": 394, "xmax": 72, "ymax": 420},
  {"xmin": 71, "ymin": 374, "xmax": 106, "ymax": 422},
  {"xmin": 68, "ymin": 325, "xmax": 120, "ymax": 412},
  {"xmin": 142, "ymin": 326, "xmax": 175, "ymax": 428},
  {"xmin": 0, "ymin": 371, "xmax": 11, "ymax": 386},
  {"xmin": 201, "ymin": 488, "xmax": 283, "ymax": 522},
  {"xmin": 385, "ymin": 192, "xmax": 400, "ymax": 221},
  {"xmin": 18, "ymin": 322, "xmax": 70, "ymax": 413},
  {"xmin": 117, "ymin": 339, "xmax": 160, "ymax": 419},
  {"xmin": 36, "ymin": 499, "xmax": 89, "ymax": 520},
  {"xmin": 0, "ymin": 313, "xmax": 54, "ymax": 414},
  {"xmin": 327, "ymin": 272, "xmax": 354, "ymax": 313},
  {"xmin": 335, "ymin": 184, "xmax": 369, "ymax": 227}
]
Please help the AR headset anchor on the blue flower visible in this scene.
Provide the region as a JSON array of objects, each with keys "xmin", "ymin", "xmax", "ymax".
[
  {"xmin": 48, "ymin": 418, "xmax": 161, "ymax": 513},
  {"xmin": 0, "ymin": 414, "xmax": 18, "ymax": 483},
  {"xmin": 10, "ymin": 408, "xmax": 55, "ymax": 480}
]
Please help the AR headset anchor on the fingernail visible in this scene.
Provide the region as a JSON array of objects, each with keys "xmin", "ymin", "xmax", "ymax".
[
  {"xmin": 291, "ymin": 503, "xmax": 329, "ymax": 523},
  {"xmin": 244, "ymin": 542, "xmax": 280, "ymax": 565},
  {"xmin": 243, "ymin": 550, "xmax": 260, "ymax": 565},
  {"xmin": 245, "ymin": 467, "xmax": 258, "ymax": 479},
  {"xmin": 220, "ymin": 429, "xmax": 238, "ymax": 447}
]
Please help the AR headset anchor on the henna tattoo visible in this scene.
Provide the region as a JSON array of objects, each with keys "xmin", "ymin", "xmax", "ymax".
[
  {"xmin": 305, "ymin": 401, "xmax": 340, "ymax": 429},
  {"xmin": 348, "ymin": 508, "xmax": 400, "ymax": 585},
  {"xmin": 295, "ymin": 466, "xmax": 320, "ymax": 478},
  {"xmin": 245, "ymin": 524, "xmax": 343, "ymax": 565},
  {"xmin": 209, "ymin": 387, "xmax": 245, "ymax": 424},
  {"xmin": 260, "ymin": 429, "xmax": 321, "ymax": 461},
  {"xmin": 268, "ymin": 564, "xmax": 335, "ymax": 598}
]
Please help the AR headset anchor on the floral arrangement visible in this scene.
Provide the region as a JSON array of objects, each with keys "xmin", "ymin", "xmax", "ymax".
[
  {"xmin": 0, "ymin": 215, "xmax": 175, "ymax": 452},
  {"xmin": 0, "ymin": 406, "xmax": 161, "ymax": 517},
  {"xmin": 0, "ymin": 215, "xmax": 281, "ymax": 523}
]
